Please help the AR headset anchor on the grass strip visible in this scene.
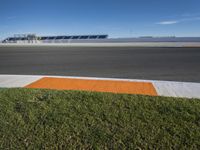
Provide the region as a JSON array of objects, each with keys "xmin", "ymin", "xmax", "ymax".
[{"xmin": 0, "ymin": 88, "xmax": 200, "ymax": 149}]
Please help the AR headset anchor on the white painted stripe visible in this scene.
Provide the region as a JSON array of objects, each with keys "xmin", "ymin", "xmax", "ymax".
[
  {"xmin": 0, "ymin": 75, "xmax": 200, "ymax": 99},
  {"xmin": 0, "ymin": 75, "xmax": 42, "ymax": 88},
  {"xmin": 152, "ymin": 81, "xmax": 200, "ymax": 99},
  {"xmin": 0, "ymin": 74, "xmax": 159, "ymax": 83}
]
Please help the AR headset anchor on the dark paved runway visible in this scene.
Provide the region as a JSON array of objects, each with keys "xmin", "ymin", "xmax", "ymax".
[{"xmin": 0, "ymin": 46, "xmax": 200, "ymax": 82}]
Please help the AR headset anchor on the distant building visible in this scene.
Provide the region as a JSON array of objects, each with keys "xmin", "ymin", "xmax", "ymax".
[
  {"xmin": 2, "ymin": 34, "xmax": 109, "ymax": 43},
  {"xmin": 2, "ymin": 34, "xmax": 200, "ymax": 43}
]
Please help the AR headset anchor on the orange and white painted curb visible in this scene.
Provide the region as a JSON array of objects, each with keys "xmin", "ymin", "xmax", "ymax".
[{"xmin": 0, "ymin": 75, "xmax": 200, "ymax": 99}]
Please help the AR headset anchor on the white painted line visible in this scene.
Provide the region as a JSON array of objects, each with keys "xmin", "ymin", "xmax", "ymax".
[
  {"xmin": 153, "ymin": 81, "xmax": 200, "ymax": 99},
  {"xmin": 0, "ymin": 75, "xmax": 42, "ymax": 88},
  {"xmin": 0, "ymin": 74, "xmax": 166, "ymax": 83}
]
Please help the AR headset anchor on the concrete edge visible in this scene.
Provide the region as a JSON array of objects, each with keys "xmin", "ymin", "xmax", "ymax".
[
  {"xmin": 0, "ymin": 75, "xmax": 200, "ymax": 99},
  {"xmin": 1, "ymin": 42, "xmax": 200, "ymax": 47}
]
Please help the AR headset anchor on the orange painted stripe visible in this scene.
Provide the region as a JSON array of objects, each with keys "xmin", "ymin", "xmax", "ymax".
[{"xmin": 25, "ymin": 77, "xmax": 158, "ymax": 96}]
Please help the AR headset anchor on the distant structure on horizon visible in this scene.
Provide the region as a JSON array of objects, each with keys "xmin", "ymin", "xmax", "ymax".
[
  {"xmin": 2, "ymin": 34, "xmax": 109, "ymax": 43},
  {"xmin": 1, "ymin": 34, "xmax": 200, "ymax": 43}
]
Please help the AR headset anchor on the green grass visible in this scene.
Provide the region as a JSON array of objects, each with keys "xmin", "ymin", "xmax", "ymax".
[{"xmin": 0, "ymin": 88, "xmax": 200, "ymax": 149}]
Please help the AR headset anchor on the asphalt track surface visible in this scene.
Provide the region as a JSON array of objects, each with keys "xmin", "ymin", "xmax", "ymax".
[{"xmin": 0, "ymin": 46, "xmax": 200, "ymax": 82}]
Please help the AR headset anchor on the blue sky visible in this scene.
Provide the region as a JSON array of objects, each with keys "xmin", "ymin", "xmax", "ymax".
[{"xmin": 0, "ymin": 0, "xmax": 200, "ymax": 39}]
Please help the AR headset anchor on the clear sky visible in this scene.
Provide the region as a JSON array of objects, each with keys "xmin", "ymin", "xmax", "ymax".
[{"xmin": 0, "ymin": 0, "xmax": 200, "ymax": 39}]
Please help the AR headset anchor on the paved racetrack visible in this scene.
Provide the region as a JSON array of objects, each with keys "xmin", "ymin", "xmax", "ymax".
[{"xmin": 0, "ymin": 46, "xmax": 200, "ymax": 82}]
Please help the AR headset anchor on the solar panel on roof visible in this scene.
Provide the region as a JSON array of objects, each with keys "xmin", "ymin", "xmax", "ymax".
[
  {"xmin": 98, "ymin": 35, "xmax": 108, "ymax": 39},
  {"xmin": 56, "ymin": 36, "xmax": 64, "ymax": 40},
  {"xmin": 41, "ymin": 37, "xmax": 48, "ymax": 40},
  {"xmin": 48, "ymin": 37, "xmax": 56, "ymax": 40},
  {"xmin": 80, "ymin": 36, "xmax": 89, "ymax": 39},
  {"xmin": 21, "ymin": 38, "xmax": 26, "ymax": 40},
  {"xmin": 13, "ymin": 37, "xmax": 21, "ymax": 41},
  {"xmin": 72, "ymin": 36, "xmax": 79, "ymax": 39},
  {"xmin": 89, "ymin": 36, "xmax": 98, "ymax": 39},
  {"xmin": 63, "ymin": 36, "xmax": 71, "ymax": 39},
  {"xmin": 9, "ymin": 38, "xmax": 14, "ymax": 41}
]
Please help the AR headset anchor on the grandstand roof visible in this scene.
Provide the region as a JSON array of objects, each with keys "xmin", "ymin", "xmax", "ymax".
[{"xmin": 40, "ymin": 35, "xmax": 108, "ymax": 40}]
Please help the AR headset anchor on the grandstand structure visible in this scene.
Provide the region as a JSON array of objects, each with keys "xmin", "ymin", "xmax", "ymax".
[
  {"xmin": 2, "ymin": 34, "xmax": 108, "ymax": 43},
  {"xmin": 2, "ymin": 34, "xmax": 200, "ymax": 44}
]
